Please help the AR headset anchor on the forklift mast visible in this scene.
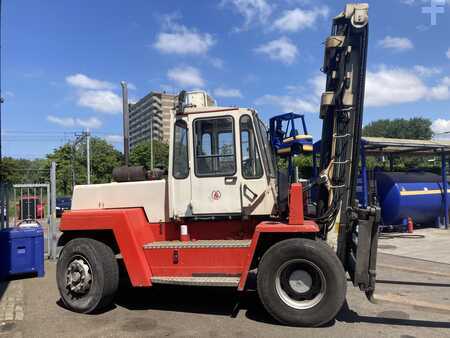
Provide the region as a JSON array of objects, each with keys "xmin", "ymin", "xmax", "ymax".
[{"xmin": 317, "ymin": 4, "xmax": 379, "ymax": 296}]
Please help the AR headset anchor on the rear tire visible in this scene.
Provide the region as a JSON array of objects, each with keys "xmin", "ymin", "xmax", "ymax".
[
  {"xmin": 56, "ymin": 238, "xmax": 119, "ymax": 313},
  {"xmin": 257, "ymin": 238, "xmax": 346, "ymax": 327}
]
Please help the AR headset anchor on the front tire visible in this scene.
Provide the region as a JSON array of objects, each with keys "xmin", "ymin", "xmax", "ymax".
[
  {"xmin": 57, "ymin": 238, "xmax": 119, "ymax": 313},
  {"xmin": 257, "ymin": 238, "xmax": 346, "ymax": 327}
]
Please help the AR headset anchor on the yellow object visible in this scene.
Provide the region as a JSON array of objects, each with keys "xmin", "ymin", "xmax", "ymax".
[
  {"xmin": 277, "ymin": 147, "xmax": 292, "ymax": 155},
  {"xmin": 400, "ymin": 189, "xmax": 450, "ymax": 196},
  {"xmin": 283, "ymin": 135, "xmax": 313, "ymax": 143}
]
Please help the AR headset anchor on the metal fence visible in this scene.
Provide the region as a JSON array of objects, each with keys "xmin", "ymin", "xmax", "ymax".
[{"xmin": 0, "ymin": 162, "xmax": 58, "ymax": 259}]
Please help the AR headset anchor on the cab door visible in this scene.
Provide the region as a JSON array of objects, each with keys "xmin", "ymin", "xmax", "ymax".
[
  {"xmin": 239, "ymin": 114, "xmax": 274, "ymax": 215},
  {"xmin": 189, "ymin": 115, "xmax": 242, "ymax": 215}
]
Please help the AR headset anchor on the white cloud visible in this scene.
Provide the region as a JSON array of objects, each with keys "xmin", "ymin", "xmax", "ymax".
[
  {"xmin": 213, "ymin": 88, "xmax": 243, "ymax": 98},
  {"xmin": 77, "ymin": 90, "xmax": 122, "ymax": 114},
  {"xmin": 429, "ymin": 77, "xmax": 450, "ymax": 100},
  {"xmin": 255, "ymin": 95, "xmax": 317, "ymax": 113},
  {"xmin": 255, "ymin": 37, "xmax": 298, "ymax": 64},
  {"xmin": 310, "ymin": 74, "xmax": 326, "ymax": 98},
  {"xmin": 66, "ymin": 73, "xmax": 115, "ymax": 90},
  {"xmin": 154, "ymin": 17, "xmax": 215, "ymax": 55},
  {"xmin": 365, "ymin": 67, "xmax": 426, "ymax": 106},
  {"xmin": 167, "ymin": 66, "xmax": 205, "ymax": 88},
  {"xmin": 256, "ymin": 73, "xmax": 324, "ymax": 114},
  {"xmin": 446, "ymin": 48, "xmax": 450, "ymax": 59},
  {"xmin": 378, "ymin": 36, "xmax": 414, "ymax": 52},
  {"xmin": 365, "ymin": 66, "xmax": 450, "ymax": 107},
  {"xmin": 413, "ymin": 65, "xmax": 442, "ymax": 77},
  {"xmin": 47, "ymin": 115, "xmax": 102, "ymax": 129},
  {"xmin": 47, "ymin": 115, "xmax": 75, "ymax": 128},
  {"xmin": 273, "ymin": 6, "xmax": 329, "ymax": 32},
  {"xmin": 221, "ymin": 0, "xmax": 272, "ymax": 30},
  {"xmin": 432, "ymin": 119, "xmax": 450, "ymax": 138},
  {"xmin": 104, "ymin": 134, "xmax": 123, "ymax": 143},
  {"xmin": 75, "ymin": 117, "xmax": 102, "ymax": 129}
]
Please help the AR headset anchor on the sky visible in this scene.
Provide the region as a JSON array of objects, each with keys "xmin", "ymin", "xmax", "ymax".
[{"xmin": 2, "ymin": 0, "xmax": 450, "ymax": 159}]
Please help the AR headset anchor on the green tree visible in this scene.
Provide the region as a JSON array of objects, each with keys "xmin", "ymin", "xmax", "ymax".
[
  {"xmin": 130, "ymin": 140, "xmax": 169, "ymax": 170},
  {"xmin": 0, "ymin": 157, "xmax": 49, "ymax": 185},
  {"xmin": 46, "ymin": 137, "xmax": 123, "ymax": 195},
  {"xmin": 362, "ymin": 117, "xmax": 433, "ymax": 140}
]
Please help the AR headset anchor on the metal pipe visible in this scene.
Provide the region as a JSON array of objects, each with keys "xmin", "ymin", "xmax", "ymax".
[
  {"xmin": 441, "ymin": 152, "xmax": 449, "ymax": 229},
  {"xmin": 86, "ymin": 129, "xmax": 91, "ymax": 184},
  {"xmin": 0, "ymin": 183, "xmax": 3, "ymax": 229},
  {"xmin": 150, "ymin": 114, "xmax": 154, "ymax": 171},
  {"xmin": 121, "ymin": 81, "xmax": 130, "ymax": 166},
  {"xmin": 360, "ymin": 143, "xmax": 368, "ymax": 209},
  {"xmin": 312, "ymin": 148, "xmax": 318, "ymax": 178},
  {"xmin": 50, "ymin": 161, "xmax": 57, "ymax": 259},
  {"xmin": 13, "ymin": 187, "xmax": 16, "ymax": 226},
  {"xmin": 46, "ymin": 183, "xmax": 50, "ymax": 257}
]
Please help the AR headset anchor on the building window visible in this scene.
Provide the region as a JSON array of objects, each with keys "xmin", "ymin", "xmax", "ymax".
[
  {"xmin": 173, "ymin": 120, "xmax": 189, "ymax": 179},
  {"xmin": 194, "ymin": 116, "xmax": 236, "ymax": 177},
  {"xmin": 240, "ymin": 115, "xmax": 263, "ymax": 179}
]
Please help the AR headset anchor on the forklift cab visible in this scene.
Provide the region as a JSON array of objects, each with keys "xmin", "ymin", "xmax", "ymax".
[
  {"xmin": 168, "ymin": 104, "xmax": 277, "ymax": 218},
  {"xmin": 269, "ymin": 113, "xmax": 313, "ymax": 157}
]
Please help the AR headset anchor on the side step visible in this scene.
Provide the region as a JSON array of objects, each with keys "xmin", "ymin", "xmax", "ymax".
[
  {"xmin": 151, "ymin": 276, "xmax": 240, "ymax": 287},
  {"xmin": 144, "ymin": 239, "xmax": 251, "ymax": 249}
]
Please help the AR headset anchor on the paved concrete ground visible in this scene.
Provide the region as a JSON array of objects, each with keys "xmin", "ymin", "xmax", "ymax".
[
  {"xmin": 1, "ymin": 251, "xmax": 450, "ymax": 338},
  {"xmin": 378, "ymin": 228, "xmax": 450, "ymax": 264}
]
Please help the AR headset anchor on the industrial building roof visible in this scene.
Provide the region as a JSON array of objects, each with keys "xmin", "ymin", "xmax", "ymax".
[{"xmin": 362, "ymin": 137, "xmax": 450, "ymax": 156}]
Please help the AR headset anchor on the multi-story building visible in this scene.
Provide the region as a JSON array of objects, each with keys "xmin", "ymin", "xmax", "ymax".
[{"xmin": 129, "ymin": 92, "xmax": 177, "ymax": 148}]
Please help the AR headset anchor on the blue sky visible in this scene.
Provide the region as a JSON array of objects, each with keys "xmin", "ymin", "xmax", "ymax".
[{"xmin": 2, "ymin": 0, "xmax": 450, "ymax": 158}]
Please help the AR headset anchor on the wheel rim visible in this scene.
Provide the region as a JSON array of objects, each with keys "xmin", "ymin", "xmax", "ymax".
[
  {"xmin": 275, "ymin": 259, "xmax": 326, "ymax": 310},
  {"xmin": 65, "ymin": 255, "xmax": 93, "ymax": 297}
]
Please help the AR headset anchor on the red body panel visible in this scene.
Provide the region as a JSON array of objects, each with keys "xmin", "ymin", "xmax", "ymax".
[
  {"xmin": 288, "ymin": 183, "xmax": 304, "ymax": 225},
  {"xmin": 145, "ymin": 247, "xmax": 249, "ymax": 276},
  {"xmin": 59, "ymin": 184, "xmax": 320, "ymax": 289},
  {"xmin": 60, "ymin": 209, "xmax": 156, "ymax": 286},
  {"xmin": 237, "ymin": 220, "xmax": 319, "ymax": 290}
]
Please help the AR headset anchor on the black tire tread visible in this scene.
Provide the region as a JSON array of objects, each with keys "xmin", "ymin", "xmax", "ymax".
[
  {"xmin": 56, "ymin": 238, "xmax": 119, "ymax": 313},
  {"xmin": 257, "ymin": 238, "xmax": 347, "ymax": 327}
]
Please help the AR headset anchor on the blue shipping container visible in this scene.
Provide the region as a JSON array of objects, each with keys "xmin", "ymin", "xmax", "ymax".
[{"xmin": 0, "ymin": 227, "xmax": 45, "ymax": 280}]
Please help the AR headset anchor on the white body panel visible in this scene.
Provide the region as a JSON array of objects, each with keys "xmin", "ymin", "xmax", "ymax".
[
  {"xmin": 168, "ymin": 106, "xmax": 277, "ymax": 218},
  {"xmin": 72, "ymin": 180, "xmax": 168, "ymax": 223},
  {"xmin": 188, "ymin": 110, "xmax": 242, "ymax": 215}
]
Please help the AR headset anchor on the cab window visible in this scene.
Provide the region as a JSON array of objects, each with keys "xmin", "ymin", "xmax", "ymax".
[
  {"xmin": 240, "ymin": 115, "xmax": 263, "ymax": 179},
  {"xmin": 194, "ymin": 116, "xmax": 236, "ymax": 177},
  {"xmin": 172, "ymin": 120, "xmax": 189, "ymax": 179}
]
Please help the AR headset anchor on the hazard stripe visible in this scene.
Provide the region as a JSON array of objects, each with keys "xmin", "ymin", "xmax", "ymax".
[{"xmin": 400, "ymin": 189, "xmax": 450, "ymax": 196}]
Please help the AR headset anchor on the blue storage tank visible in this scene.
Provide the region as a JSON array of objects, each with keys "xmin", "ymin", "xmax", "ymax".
[
  {"xmin": 376, "ymin": 171, "xmax": 449, "ymax": 226},
  {"xmin": 0, "ymin": 226, "xmax": 45, "ymax": 280}
]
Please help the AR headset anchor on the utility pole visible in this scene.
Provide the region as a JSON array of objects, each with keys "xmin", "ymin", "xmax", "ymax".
[
  {"xmin": 121, "ymin": 81, "xmax": 129, "ymax": 166},
  {"xmin": 72, "ymin": 130, "xmax": 91, "ymax": 187}
]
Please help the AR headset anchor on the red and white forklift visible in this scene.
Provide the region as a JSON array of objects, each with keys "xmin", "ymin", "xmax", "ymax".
[{"xmin": 56, "ymin": 4, "xmax": 379, "ymax": 327}]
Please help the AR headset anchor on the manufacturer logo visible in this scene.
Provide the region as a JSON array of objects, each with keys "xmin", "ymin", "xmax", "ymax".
[{"xmin": 211, "ymin": 190, "xmax": 221, "ymax": 201}]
